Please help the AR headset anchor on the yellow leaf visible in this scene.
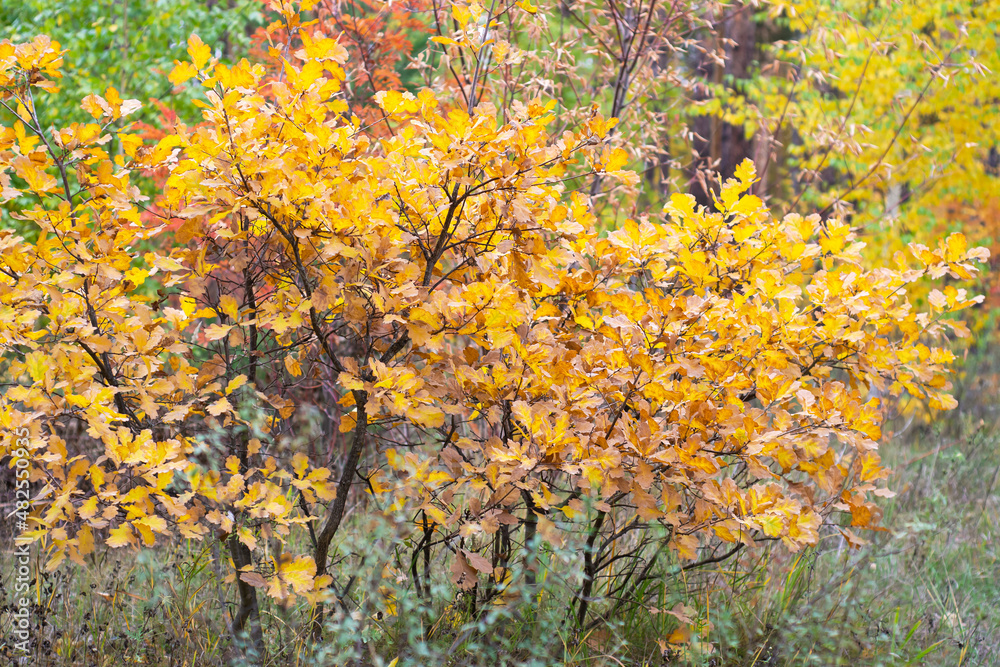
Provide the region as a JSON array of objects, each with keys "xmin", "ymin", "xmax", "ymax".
[
  {"xmin": 81, "ymin": 94, "xmax": 110, "ymax": 119},
  {"xmin": 339, "ymin": 411, "xmax": 357, "ymax": 433},
  {"xmin": 208, "ymin": 397, "xmax": 232, "ymax": 416},
  {"xmin": 78, "ymin": 497, "xmax": 99, "ymax": 521},
  {"xmin": 226, "ymin": 375, "xmax": 248, "ymax": 394},
  {"xmin": 219, "ymin": 294, "xmax": 239, "ymax": 320},
  {"xmin": 180, "ymin": 296, "xmax": 198, "ymax": 317},
  {"xmin": 671, "ymin": 534, "xmax": 698, "ymax": 560},
  {"xmin": 665, "ymin": 192, "xmax": 697, "ymax": 219},
  {"xmin": 134, "ymin": 522, "xmax": 157, "ymax": 547},
  {"xmin": 168, "ymin": 61, "xmax": 198, "ymax": 85},
  {"xmin": 137, "ymin": 515, "xmax": 167, "ymax": 533},
  {"xmin": 24, "ymin": 351, "xmax": 47, "ymax": 382},
  {"xmin": 77, "ymin": 526, "xmax": 95, "ymax": 555},
  {"xmin": 734, "ymin": 159, "xmax": 757, "ymax": 185},
  {"xmin": 944, "ymin": 232, "xmax": 967, "ymax": 262},
  {"xmin": 451, "ymin": 3, "xmax": 472, "ymax": 26},
  {"xmin": 107, "ymin": 524, "xmax": 134, "ymax": 548},
  {"xmin": 605, "ymin": 147, "xmax": 629, "ymax": 172},
  {"xmin": 149, "ymin": 254, "xmax": 186, "ymax": 272},
  {"xmin": 757, "ymin": 514, "xmax": 784, "ymax": 537},
  {"xmin": 238, "ymin": 527, "xmax": 257, "ymax": 550},
  {"xmin": 667, "ymin": 624, "xmax": 691, "ymax": 645},
  {"xmin": 292, "ymin": 452, "xmax": 310, "ymax": 478},
  {"xmin": 187, "ymin": 34, "xmax": 212, "ymax": 71},
  {"xmin": 272, "ymin": 555, "xmax": 317, "ymax": 596},
  {"xmin": 285, "ymin": 355, "xmax": 302, "ymax": 377}
]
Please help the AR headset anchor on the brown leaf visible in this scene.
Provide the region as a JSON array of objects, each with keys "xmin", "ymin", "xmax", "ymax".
[
  {"xmin": 462, "ymin": 549, "xmax": 493, "ymax": 575},
  {"xmin": 450, "ymin": 552, "xmax": 478, "ymax": 590},
  {"xmin": 240, "ymin": 571, "xmax": 268, "ymax": 588}
]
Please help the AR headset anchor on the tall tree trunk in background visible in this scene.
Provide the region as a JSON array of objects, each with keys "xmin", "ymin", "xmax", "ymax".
[
  {"xmin": 687, "ymin": 4, "xmax": 756, "ymax": 208},
  {"xmin": 206, "ymin": 0, "xmax": 237, "ymax": 60}
]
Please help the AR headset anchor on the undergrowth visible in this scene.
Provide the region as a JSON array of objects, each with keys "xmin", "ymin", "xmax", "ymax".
[{"xmin": 2, "ymin": 352, "xmax": 999, "ymax": 667}]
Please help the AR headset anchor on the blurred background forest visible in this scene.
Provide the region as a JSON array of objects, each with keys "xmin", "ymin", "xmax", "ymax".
[{"xmin": 1, "ymin": 0, "xmax": 999, "ymax": 664}]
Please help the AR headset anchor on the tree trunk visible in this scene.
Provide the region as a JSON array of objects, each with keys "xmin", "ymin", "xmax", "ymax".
[
  {"xmin": 687, "ymin": 4, "xmax": 757, "ymax": 207},
  {"xmin": 311, "ymin": 389, "xmax": 369, "ymax": 639},
  {"xmin": 228, "ymin": 533, "xmax": 265, "ymax": 660}
]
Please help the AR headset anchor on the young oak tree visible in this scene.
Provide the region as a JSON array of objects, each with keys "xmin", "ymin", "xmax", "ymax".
[{"xmin": 0, "ymin": 0, "xmax": 989, "ymax": 657}]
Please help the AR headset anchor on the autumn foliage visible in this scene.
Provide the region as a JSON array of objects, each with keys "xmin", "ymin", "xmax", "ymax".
[
  {"xmin": 0, "ymin": 0, "xmax": 991, "ymax": 658},
  {"xmin": 249, "ymin": 0, "xmax": 432, "ymax": 129}
]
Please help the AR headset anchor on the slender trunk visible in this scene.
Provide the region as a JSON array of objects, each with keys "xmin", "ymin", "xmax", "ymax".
[
  {"xmin": 521, "ymin": 490, "xmax": 538, "ymax": 587},
  {"xmin": 311, "ymin": 389, "xmax": 369, "ymax": 639},
  {"xmin": 225, "ymin": 223, "xmax": 265, "ymax": 660},
  {"xmin": 575, "ymin": 510, "xmax": 607, "ymax": 628},
  {"xmin": 228, "ymin": 532, "xmax": 265, "ymax": 657}
]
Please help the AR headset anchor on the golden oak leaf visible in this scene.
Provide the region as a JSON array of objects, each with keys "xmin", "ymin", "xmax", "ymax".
[
  {"xmin": 78, "ymin": 497, "xmax": 99, "ymax": 521},
  {"xmin": 77, "ymin": 526, "xmax": 95, "ymax": 556},
  {"xmin": 269, "ymin": 555, "xmax": 317, "ymax": 599},
  {"xmin": 207, "ymin": 397, "xmax": 232, "ymax": 416},
  {"xmin": 168, "ymin": 61, "xmax": 198, "ymax": 85},
  {"xmin": 734, "ymin": 159, "xmax": 757, "ymax": 185},
  {"xmin": 284, "ymin": 355, "xmax": 302, "ymax": 377},
  {"xmin": 226, "ymin": 375, "xmax": 248, "ymax": 394},
  {"xmin": 106, "ymin": 524, "xmax": 134, "ymax": 548},
  {"xmin": 187, "ymin": 34, "xmax": 212, "ymax": 70},
  {"xmin": 80, "ymin": 94, "xmax": 111, "ymax": 119},
  {"xmin": 757, "ymin": 514, "xmax": 784, "ymax": 537}
]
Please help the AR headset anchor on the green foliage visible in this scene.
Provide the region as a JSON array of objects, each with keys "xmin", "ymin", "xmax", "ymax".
[{"xmin": 0, "ymin": 0, "xmax": 260, "ymax": 127}]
